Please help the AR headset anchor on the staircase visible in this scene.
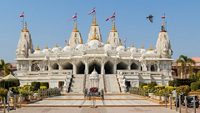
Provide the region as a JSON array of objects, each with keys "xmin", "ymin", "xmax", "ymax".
[
  {"xmin": 104, "ymin": 74, "xmax": 121, "ymax": 93},
  {"xmin": 70, "ymin": 74, "xmax": 84, "ymax": 93},
  {"xmin": 85, "ymin": 74, "xmax": 104, "ymax": 91}
]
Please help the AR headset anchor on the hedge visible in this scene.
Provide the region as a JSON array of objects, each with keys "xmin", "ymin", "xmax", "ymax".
[
  {"xmin": 190, "ymin": 81, "xmax": 200, "ymax": 91},
  {"xmin": 31, "ymin": 82, "xmax": 40, "ymax": 91},
  {"xmin": 169, "ymin": 79, "xmax": 195, "ymax": 87},
  {"xmin": 40, "ymin": 82, "xmax": 49, "ymax": 89}
]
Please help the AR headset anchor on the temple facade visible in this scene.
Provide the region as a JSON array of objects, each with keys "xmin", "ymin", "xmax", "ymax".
[{"xmin": 16, "ymin": 16, "xmax": 173, "ymax": 93}]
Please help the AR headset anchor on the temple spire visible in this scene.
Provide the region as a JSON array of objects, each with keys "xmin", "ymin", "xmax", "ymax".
[
  {"xmin": 161, "ymin": 13, "xmax": 167, "ymax": 32},
  {"xmin": 91, "ymin": 28, "xmax": 98, "ymax": 40},
  {"xmin": 111, "ymin": 21, "xmax": 117, "ymax": 32},
  {"xmin": 21, "ymin": 21, "xmax": 29, "ymax": 32},
  {"xmin": 92, "ymin": 14, "xmax": 97, "ymax": 26},
  {"xmin": 73, "ymin": 21, "xmax": 79, "ymax": 32}
]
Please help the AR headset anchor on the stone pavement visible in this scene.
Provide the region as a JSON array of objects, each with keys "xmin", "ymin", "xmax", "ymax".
[
  {"xmin": 26, "ymin": 94, "xmax": 161, "ymax": 107},
  {"xmin": 0, "ymin": 94, "xmax": 184, "ymax": 113},
  {"xmin": 6, "ymin": 107, "xmax": 178, "ymax": 113}
]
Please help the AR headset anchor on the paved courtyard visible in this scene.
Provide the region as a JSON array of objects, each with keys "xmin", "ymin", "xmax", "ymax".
[
  {"xmin": 2, "ymin": 94, "xmax": 200, "ymax": 113},
  {"xmin": 26, "ymin": 94, "xmax": 160, "ymax": 107},
  {"xmin": 5, "ymin": 107, "xmax": 179, "ymax": 113}
]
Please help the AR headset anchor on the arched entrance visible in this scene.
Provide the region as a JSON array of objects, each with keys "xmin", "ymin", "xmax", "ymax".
[
  {"xmin": 52, "ymin": 63, "xmax": 59, "ymax": 70},
  {"xmin": 104, "ymin": 61, "xmax": 114, "ymax": 74},
  {"xmin": 131, "ymin": 62, "xmax": 138, "ymax": 70},
  {"xmin": 77, "ymin": 61, "xmax": 85, "ymax": 74},
  {"xmin": 117, "ymin": 62, "xmax": 128, "ymax": 70},
  {"xmin": 150, "ymin": 64, "xmax": 157, "ymax": 72},
  {"xmin": 62, "ymin": 62, "xmax": 73, "ymax": 70},
  {"xmin": 89, "ymin": 61, "xmax": 101, "ymax": 74}
]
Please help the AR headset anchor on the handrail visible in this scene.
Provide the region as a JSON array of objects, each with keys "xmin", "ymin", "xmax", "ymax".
[
  {"xmin": 102, "ymin": 74, "xmax": 107, "ymax": 93},
  {"xmin": 83, "ymin": 74, "xmax": 86, "ymax": 93}
]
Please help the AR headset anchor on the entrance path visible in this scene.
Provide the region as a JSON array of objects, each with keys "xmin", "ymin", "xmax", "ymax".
[
  {"xmin": 8, "ymin": 107, "xmax": 178, "ymax": 113},
  {"xmin": 25, "ymin": 94, "xmax": 161, "ymax": 107},
  {"xmin": 5, "ymin": 94, "xmax": 180, "ymax": 113}
]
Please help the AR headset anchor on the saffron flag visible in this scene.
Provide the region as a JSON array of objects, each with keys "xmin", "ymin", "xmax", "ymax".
[
  {"xmin": 161, "ymin": 13, "xmax": 166, "ymax": 19},
  {"xmin": 88, "ymin": 8, "xmax": 96, "ymax": 15},
  {"xmin": 19, "ymin": 12, "xmax": 24, "ymax": 17},
  {"xmin": 106, "ymin": 12, "xmax": 116, "ymax": 21},
  {"xmin": 72, "ymin": 13, "xmax": 77, "ymax": 20}
]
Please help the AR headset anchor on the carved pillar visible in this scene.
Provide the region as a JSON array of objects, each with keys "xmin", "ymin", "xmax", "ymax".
[
  {"xmin": 157, "ymin": 61, "xmax": 160, "ymax": 72},
  {"xmin": 85, "ymin": 62, "xmax": 88, "ymax": 74},
  {"xmin": 114, "ymin": 63, "xmax": 117, "ymax": 74},
  {"xmin": 73, "ymin": 64, "xmax": 76, "ymax": 74},
  {"xmin": 48, "ymin": 61, "xmax": 51, "ymax": 71},
  {"xmin": 101, "ymin": 63, "xmax": 104, "ymax": 74},
  {"xmin": 29, "ymin": 61, "xmax": 31, "ymax": 71}
]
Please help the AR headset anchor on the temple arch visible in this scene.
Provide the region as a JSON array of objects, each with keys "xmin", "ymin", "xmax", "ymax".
[
  {"xmin": 52, "ymin": 63, "xmax": 59, "ymax": 70},
  {"xmin": 150, "ymin": 64, "xmax": 157, "ymax": 72},
  {"xmin": 62, "ymin": 62, "xmax": 73, "ymax": 70},
  {"xmin": 131, "ymin": 62, "xmax": 138, "ymax": 70},
  {"xmin": 104, "ymin": 61, "xmax": 114, "ymax": 74},
  {"xmin": 31, "ymin": 63, "xmax": 40, "ymax": 71},
  {"xmin": 89, "ymin": 61, "xmax": 101, "ymax": 74},
  {"xmin": 76, "ymin": 61, "xmax": 85, "ymax": 74},
  {"xmin": 117, "ymin": 62, "xmax": 128, "ymax": 70}
]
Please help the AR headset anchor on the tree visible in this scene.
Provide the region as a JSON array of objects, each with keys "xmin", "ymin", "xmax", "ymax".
[
  {"xmin": 176, "ymin": 55, "xmax": 195, "ymax": 79},
  {"xmin": 0, "ymin": 59, "xmax": 11, "ymax": 76}
]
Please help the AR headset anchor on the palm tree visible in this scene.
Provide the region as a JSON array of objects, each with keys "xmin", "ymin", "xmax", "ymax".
[
  {"xmin": 0, "ymin": 59, "xmax": 11, "ymax": 77},
  {"xmin": 176, "ymin": 55, "xmax": 195, "ymax": 79}
]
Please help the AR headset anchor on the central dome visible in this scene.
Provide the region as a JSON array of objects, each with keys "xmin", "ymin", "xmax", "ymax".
[{"xmin": 88, "ymin": 40, "xmax": 103, "ymax": 49}]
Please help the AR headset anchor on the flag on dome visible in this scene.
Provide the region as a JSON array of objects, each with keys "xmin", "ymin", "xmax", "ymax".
[
  {"xmin": 161, "ymin": 13, "xmax": 166, "ymax": 19},
  {"xmin": 19, "ymin": 12, "xmax": 24, "ymax": 17},
  {"xmin": 88, "ymin": 7, "xmax": 96, "ymax": 15},
  {"xmin": 106, "ymin": 12, "xmax": 116, "ymax": 21},
  {"xmin": 72, "ymin": 13, "xmax": 77, "ymax": 20}
]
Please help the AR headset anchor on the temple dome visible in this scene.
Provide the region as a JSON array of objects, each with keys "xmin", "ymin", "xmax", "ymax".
[
  {"xmin": 116, "ymin": 45, "xmax": 125, "ymax": 52},
  {"xmin": 34, "ymin": 49, "xmax": 42, "ymax": 54},
  {"xmin": 88, "ymin": 40, "xmax": 103, "ymax": 49},
  {"xmin": 42, "ymin": 48, "xmax": 51, "ymax": 54},
  {"xmin": 130, "ymin": 47, "xmax": 137, "ymax": 53},
  {"xmin": 52, "ymin": 46, "xmax": 61, "ymax": 53},
  {"xmin": 63, "ymin": 45, "xmax": 71, "ymax": 52},
  {"xmin": 104, "ymin": 44, "xmax": 112, "ymax": 52},
  {"xmin": 76, "ymin": 44, "xmax": 86, "ymax": 51}
]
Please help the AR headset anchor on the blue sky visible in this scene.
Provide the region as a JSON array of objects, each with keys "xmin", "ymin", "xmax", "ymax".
[{"xmin": 0, "ymin": 0, "xmax": 200, "ymax": 62}]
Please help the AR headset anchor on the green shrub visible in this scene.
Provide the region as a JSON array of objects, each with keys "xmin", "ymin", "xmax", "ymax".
[
  {"xmin": 31, "ymin": 82, "xmax": 40, "ymax": 91},
  {"xmin": 40, "ymin": 82, "xmax": 49, "ymax": 89},
  {"xmin": 176, "ymin": 85, "xmax": 190, "ymax": 95},
  {"xmin": 169, "ymin": 79, "xmax": 195, "ymax": 87},
  {"xmin": 19, "ymin": 85, "xmax": 33, "ymax": 97},
  {"xmin": 154, "ymin": 86, "xmax": 165, "ymax": 96},
  {"xmin": 139, "ymin": 82, "xmax": 147, "ymax": 88},
  {"xmin": 147, "ymin": 82, "xmax": 157, "ymax": 93},
  {"xmin": 40, "ymin": 86, "xmax": 47, "ymax": 90},
  {"xmin": 190, "ymin": 81, "xmax": 200, "ymax": 91},
  {"xmin": 10, "ymin": 87, "xmax": 19, "ymax": 95},
  {"xmin": 0, "ymin": 88, "xmax": 8, "ymax": 97}
]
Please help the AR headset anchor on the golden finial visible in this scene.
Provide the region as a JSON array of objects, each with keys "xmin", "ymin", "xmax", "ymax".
[
  {"xmin": 131, "ymin": 42, "xmax": 135, "ymax": 47},
  {"xmin": 55, "ymin": 44, "xmax": 59, "ymax": 47},
  {"xmin": 21, "ymin": 22, "xmax": 29, "ymax": 32},
  {"xmin": 91, "ymin": 28, "xmax": 98, "ymax": 40},
  {"xmin": 111, "ymin": 21, "xmax": 117, "ymax": 32},
  {"xmin": 141, "ymin": 44, "xmax": 144, "ymax": 49},
  {"xmin": 45, "ymin": 45, "xmax": 48, "ymax": 49},
  {"xmin": 148, "ymin": 44, "xmax": 154, "ymax": 50},
  {"xmin": 80, "ymin": 38, "xmax": 83, "ymax": 44},
  {"xmin": 73, "ymin": 21, "xmax": 79, "ymax": 32},
  {"xmin": 35, "ymin": 45, "xmax": 40, "ymax": 50},
  {"xmin": 92, "ymin": 15, "xmax": 98, "ymax": 26}
]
